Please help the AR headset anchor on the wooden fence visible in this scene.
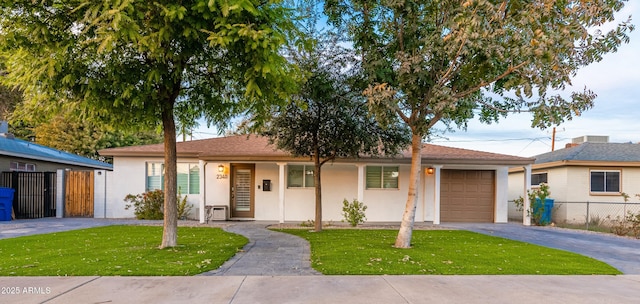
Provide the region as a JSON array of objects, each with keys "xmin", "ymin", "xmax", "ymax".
[{"xmin": 64, "ymin": 170, "xmax": 94, "ymax": 217}]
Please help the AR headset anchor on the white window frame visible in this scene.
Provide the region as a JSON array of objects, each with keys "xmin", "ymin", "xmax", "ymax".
[
  {"xmin": 287, "ymin": 165, "xmax": 315, "ymax": 188},
  {"xmin": 366, "ymin": 166, "xmax": 399, "ymax": 189},
  {"xmin": 146, "ymin": 162, "xmax": 200, "ymax": 194},
  {"xmin": 10, "ymin": 161, "xmax": 36, "ymax": 172}
]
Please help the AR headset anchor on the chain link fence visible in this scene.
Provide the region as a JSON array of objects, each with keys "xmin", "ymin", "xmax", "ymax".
[{"xmin": 509, "ymin": 200, "xmax": 640, "ymax": 233}]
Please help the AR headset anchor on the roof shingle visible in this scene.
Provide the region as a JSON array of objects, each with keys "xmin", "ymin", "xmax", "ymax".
[
  {"xmin": 100, "ymin": 135, "xmax": 533, "ymax": 165},
  {"xmin": 534, "ymin": 142, "xmax": 640, "ymax": 164}
]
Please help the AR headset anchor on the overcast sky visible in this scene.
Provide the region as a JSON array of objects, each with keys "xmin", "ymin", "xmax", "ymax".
[{"xmin": 192, "ymin": 3, "xmax": 639, "ymax": 158}]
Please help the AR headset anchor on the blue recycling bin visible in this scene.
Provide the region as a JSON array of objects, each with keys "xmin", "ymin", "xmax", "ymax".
[
  {"xmin": 0, "ymin": 187, "xmax": 15, "ymax": 221},
  {"xmin": 533, "ymin": 198, "xmax": 554, "ymax": 225}
]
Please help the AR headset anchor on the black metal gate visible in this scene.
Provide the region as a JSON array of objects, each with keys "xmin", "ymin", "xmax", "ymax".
[{"xmin": 0, "ymin": 172, "xmax": 57, "ymax": 219}]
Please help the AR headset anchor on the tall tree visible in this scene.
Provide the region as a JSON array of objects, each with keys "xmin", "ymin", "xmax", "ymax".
[
  {"xmin": 263, "ymin": 30, "xmax": 409, "ymax": 232},
  {"xmin": 324, "ymin": 0, "xmax": 634, "ymax": 247},
  {"xmin": 0, "ymin": 84, "xmax": 21, "ymax": 121},
  {"xmin": 8, "ymin": 97, "xmax": 163, "ymax": 160},
  {"xmin": 0, "ymin": 0, "xmax": 299, "ymax": 248}
]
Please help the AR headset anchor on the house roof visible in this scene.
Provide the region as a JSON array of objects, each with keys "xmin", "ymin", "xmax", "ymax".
[
  {"xmin": 0, "ymin": 134, "xmax": 113, "ymax": 170},
  {"xmin": 99, "ymin": 135, "xmax": 534, "ymax": 166},
  {"xmin": 535, "ymin": 142, "xmax": 640, "ymax": 164}
]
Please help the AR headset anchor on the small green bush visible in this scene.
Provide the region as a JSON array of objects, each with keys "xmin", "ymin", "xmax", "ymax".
[
  {"xmin": 124, "ymin": 189, "xmax": 164, "ymax": 220},
  {"xmin": 342, "ymin": 198, "xmax": 367, "ymax": 227},
  {"xmin": 124, "ymin": 190, "xmax": 192, "ymax": 220},
  {"xmin": 514, "ymin": 183, "xmax": 552, "ymax": 226},
  {"xmin": 177, "ymin": 191, "xmax": 193, "ymax": 220}
]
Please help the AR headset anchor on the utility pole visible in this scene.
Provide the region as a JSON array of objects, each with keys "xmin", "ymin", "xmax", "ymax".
[
  {"xmin": 550, "ymin": 127, "xmax": 565, "ymax": 151},
  {"xmin": 551, "ymin": 127, "xmax": 556, "ymax": 151}
]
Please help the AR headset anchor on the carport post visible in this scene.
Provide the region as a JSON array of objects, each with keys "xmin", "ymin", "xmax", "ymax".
[
  {"xmin": 199, "ymin": 160, "xmax": 207, "ymax": 224},
  {"xmin": 56, "ymin": 169, "xmax": 65, "ymax": 218},
  {"xmin": 356, "ymin": 164, "xmax": 365, "ymax": 203},
  {"xmin": 432, "ymin": 165, "xmax": 443, "ymax": 225},
  {"xmin": 523, "ymin": 164, "xmax": 532, "ymax": 226},
  {"xmin": 277, "ymin": 162, "xmax": 286, "ymax": 223}
]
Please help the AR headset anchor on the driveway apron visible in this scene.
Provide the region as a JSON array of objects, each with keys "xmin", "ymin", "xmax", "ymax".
[
  {"xmin": 443, "ymin": 222, "xmax": 640, "ymax": 274},
  {"xmin": 200, "ymin": 222, "xmax": 320, "ymax": 276}
]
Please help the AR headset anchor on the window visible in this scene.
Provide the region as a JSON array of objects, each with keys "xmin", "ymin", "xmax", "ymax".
[
  {"xmin": 10, "ymin": 162, "xmax": 36, "ymax": 172},
  {"xmin": 287, "ymin": 165, "xmax": 314, "ymax": 188},
  {"xmin": 366, "ymin": 166, "xmax": 399, "ymax": 189},
  {"xmin": 531, "ymin": 172, "xmax": 548, "ymax": 186},
  {"xmin": 146, "ymin": 162, "xmax": 200, "ymax": 194},
  {"xmin": 590, "ymin": 170, "xmax": 620, "ymax": 193}
]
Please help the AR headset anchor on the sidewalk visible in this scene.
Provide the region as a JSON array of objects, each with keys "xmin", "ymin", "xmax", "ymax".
[
  {"xmin": 2, "ymin": 275, "xmax": 639, "ymax": 303},
  {"xmin": 2, "ymin": 218, "xmax": 640, "ymax": 303}
]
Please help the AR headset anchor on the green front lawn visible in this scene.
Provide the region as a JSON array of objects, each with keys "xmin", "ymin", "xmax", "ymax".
[
  {"xmin": 0, "ymin": 226, "xmax": 247, "ymax": 276},
  {"xmin": 279, "ymin": 229, "xmax": 621, "ymax": 275}
]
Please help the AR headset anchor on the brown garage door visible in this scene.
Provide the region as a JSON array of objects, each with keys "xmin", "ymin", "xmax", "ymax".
[{"xmin": 441, "ymin": 170, "xmax": 495, "ymax": 222}]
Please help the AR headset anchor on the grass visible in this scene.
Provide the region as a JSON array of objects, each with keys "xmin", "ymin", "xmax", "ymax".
[
  {"xmin": 0, "ymin": 225, "xmax": 247, "ymax": 276},
  {"xmin": 279, "ymin": 229, "xmax": 621, "ymax": 275}
]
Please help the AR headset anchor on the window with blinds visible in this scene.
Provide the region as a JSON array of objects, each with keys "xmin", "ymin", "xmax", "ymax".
[
  {"xmin": 366, "ymin": 166, "xmax": 399, "ymax": 189},
  {"xmin": 146, "ymin": 162, "xmax": 200, "ymax": 194}
]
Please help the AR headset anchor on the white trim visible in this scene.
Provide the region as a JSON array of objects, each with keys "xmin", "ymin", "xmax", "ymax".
[
  {"xmin": 357, "ymin": 164, "xmax": 365, "ymax": 203},
  {"xmin": 277, "ymin": 162, "xmax": 286, "ymax": 223},
  {"xmin": 199, "ymin": 160, "xmax": 206, "ymax": 224},
  {"xmin": 433, "ymin": 165, "xmax": 443, "ymax": 225},
  {"xmin": 523, "ymin": 164, "xmax": 532, "ymax": 226}
]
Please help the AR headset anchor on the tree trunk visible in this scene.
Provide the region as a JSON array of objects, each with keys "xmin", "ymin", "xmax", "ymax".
[
  {"xmin": 314, "ymin": 155, "xmax": 322, "ymax": 232},
  {"xmin": 160, "ymin": 101, "xmax": 178, "ymax": 249},
  {"xmin": 394, "ymin": 133, "xmax": 422, "ymax": 248}
]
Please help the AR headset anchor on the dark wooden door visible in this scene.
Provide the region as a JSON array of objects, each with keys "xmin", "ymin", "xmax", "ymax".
[{"xmin": 230, "ymin": 164, "xmax": 255, "ymax": 218}]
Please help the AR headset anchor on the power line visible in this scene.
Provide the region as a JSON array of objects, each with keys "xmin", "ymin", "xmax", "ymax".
[{"xmin": 431, "ymin": 136, "xmax": 551, "ymax": 143}]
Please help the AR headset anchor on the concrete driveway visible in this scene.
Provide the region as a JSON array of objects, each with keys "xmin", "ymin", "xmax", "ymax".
[{"xmin": 442, "ymin": 222, "xmax": 640, "ymax": 274}]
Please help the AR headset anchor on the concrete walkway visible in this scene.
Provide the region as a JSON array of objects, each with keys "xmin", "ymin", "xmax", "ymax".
[
  {"xmin": 442, "ymin": 222, "xmax": 640, "ymax": 274},
  {"xmin": 200, "ymin": 222, "xmax": 320, "ymax": 276}
]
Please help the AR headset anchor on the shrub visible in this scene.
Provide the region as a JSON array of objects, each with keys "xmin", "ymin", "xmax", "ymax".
[
  {"xmin": 609, "ymin": 192, "xmax": 640, "ymax": 238},
  {"xmin": 124, "ymin": 189, "xmax": 164, "ymax": 220},
  {"xmin": 342, "ymin": 198, "xmax": 367, "ymax": 227},
  {"xmin": 124, "ymin": 190, "xmax": 192, "ymax": 220},
  {"xmin": 177, "ymin": 193, "xmax": 193, "ymax": 220},
  {"xmin": 514, "ymin": 183, "xmax": 552, "ymax": 226},
  {"xmin": 609, "ymin": 211, "xmax": 640, "ymax": 238}
]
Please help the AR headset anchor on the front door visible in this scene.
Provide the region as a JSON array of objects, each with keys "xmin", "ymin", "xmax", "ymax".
[{"xmin": 231, "ymin": 164, "xmax": 255, "ymax": 218}]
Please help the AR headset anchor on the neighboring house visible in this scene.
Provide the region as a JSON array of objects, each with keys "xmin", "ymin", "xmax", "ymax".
[
  {"xmin": 99, "ymin": 135, "xmax": 534, "ymax": 224},
  {"xmin": 508, "ymin": 135, "xmax": 640, "ymax": 224},
  {"xmin": 0, "ymin": 130, "xmax": 113, "ymax": 219},
  {"xmin": 0, "ymin": 133, "xmax": 113, "ymax": 172}
]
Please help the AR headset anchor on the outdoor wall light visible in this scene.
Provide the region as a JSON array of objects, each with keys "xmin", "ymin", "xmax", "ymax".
[
  {"xmin": 218, "ymin": 164, "xmax": 225, "ymax": 173},
  {"xmin": 426, "ymin": 167, "xmax": 435, "ymax": 175}
]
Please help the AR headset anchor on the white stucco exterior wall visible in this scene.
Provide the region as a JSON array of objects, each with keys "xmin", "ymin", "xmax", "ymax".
[
  {"xmin": 104, "ymin": 157, "xmax": 515, "ymax": 223},
  {"xmin": 93, "ymin": 170, "xmax": 108, "ymax": 218}
]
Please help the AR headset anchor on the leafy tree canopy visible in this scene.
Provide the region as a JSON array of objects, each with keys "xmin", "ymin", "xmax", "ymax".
[
  {"xmin": 324, "ymin": 0, "xmax": 634, "ymax": 247},
  {"xmin": 0, "ymin": 83, "xmax": 21, "ymax": 121},
  {"xmin": 263, "ymin": 27, "xmax": 410, "ymax": 231},
  {"xmin": 0, "ymin": 0, "xmax": 301, "ymax": 248}
]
